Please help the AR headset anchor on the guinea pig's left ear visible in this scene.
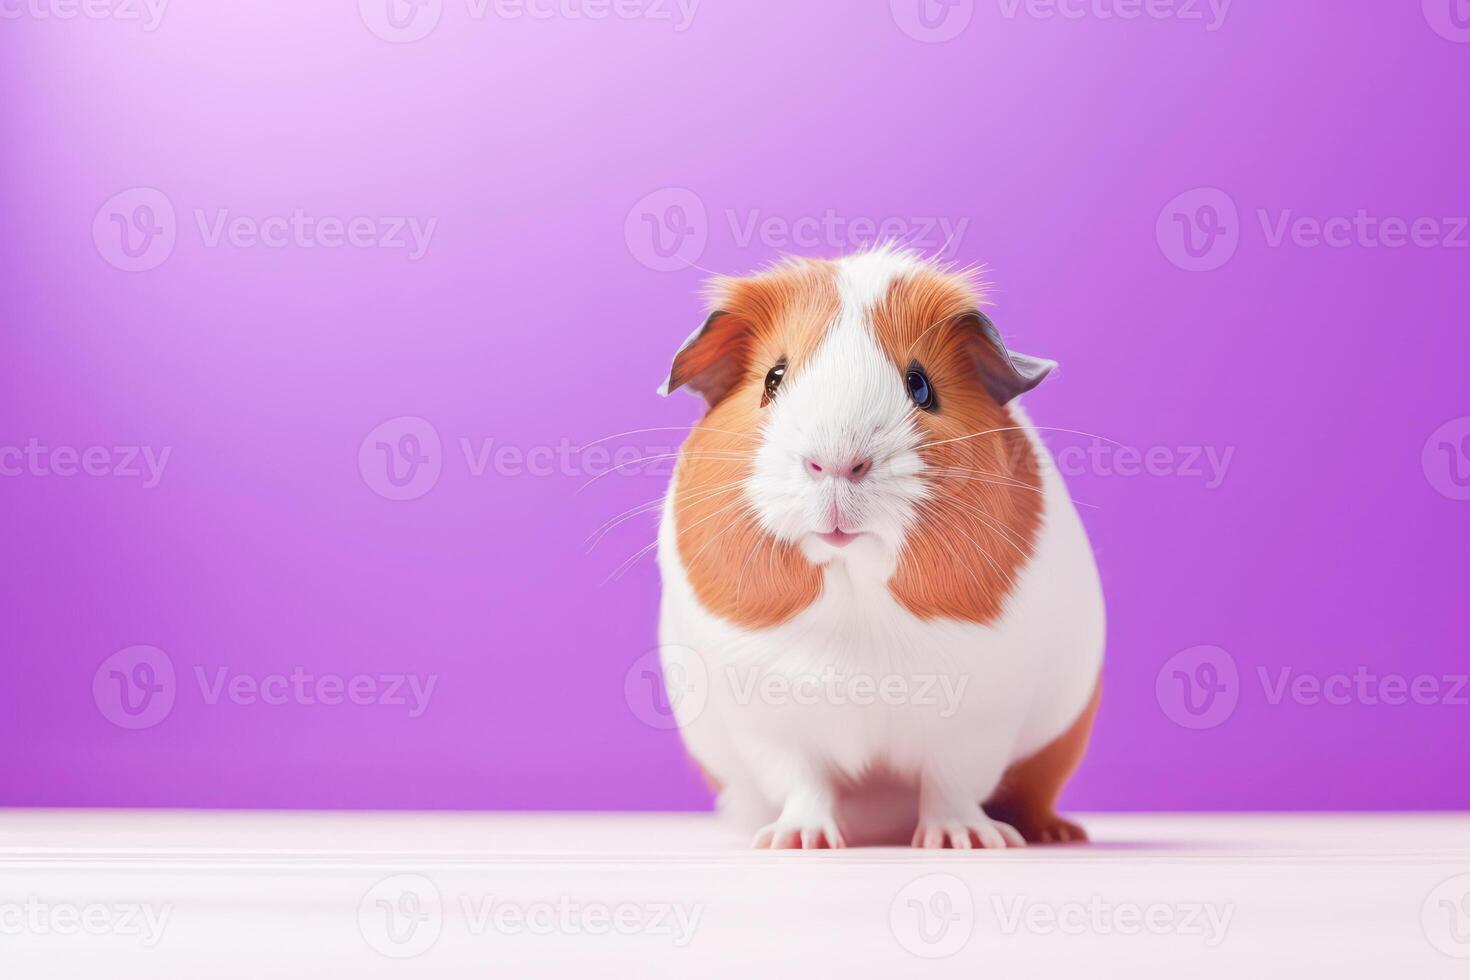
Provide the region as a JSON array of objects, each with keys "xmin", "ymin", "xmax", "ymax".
[
  {"xmin": 964, "ymin": 312, "xmax": 1057, "ymax": 405},
  {"xmin": 657, "ymin": 311, "xmax": 748, "ymax": 406}
]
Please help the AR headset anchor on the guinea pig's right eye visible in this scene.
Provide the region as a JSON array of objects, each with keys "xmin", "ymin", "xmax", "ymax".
[{"xmin": 761, "ymin": 360, "xmax": 787, "ymax": 407}]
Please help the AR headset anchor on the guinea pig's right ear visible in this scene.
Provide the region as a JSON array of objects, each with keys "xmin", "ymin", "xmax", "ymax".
[
  {"xmin": 657, "ymin": 311, "xmax": 749, "ymax": 406},
  {"xmin": 964, "ymin": 312, "xmax": 1057, "ymax": 405}
]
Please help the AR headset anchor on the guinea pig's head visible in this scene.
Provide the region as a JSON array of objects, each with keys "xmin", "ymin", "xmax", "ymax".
[{"xmin": 660, "ymin": 246, "xmax": 1055, "ymax": 627}]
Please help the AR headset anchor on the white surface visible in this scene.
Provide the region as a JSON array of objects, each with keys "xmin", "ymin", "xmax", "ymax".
[{"xmin": 1, "ymin": 810, "xmax": 1468, "ymax": 977}]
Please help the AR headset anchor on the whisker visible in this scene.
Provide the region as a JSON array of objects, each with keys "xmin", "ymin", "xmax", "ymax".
[
  {"xmin": 575, "ymin": 425, "xmax": 755, "ymax": 451},
  {"xmin": 602, "ymin": 496, "xmax": 748, "ymax": 585},
  {"xmin": 575, "ymin": 451, "xmax": 752, "ymax": 495},
  {"xmin": 916, "ymin": 425, "xmax": 1126, "ymax": 453},
  {"xmin": 683, "ymin": 499, "xmax": 757, "ymax": 570},
  {"xmin": 901, "ymin": 311, "xmax": 968, "ymax": 364},
  {"xmin": 932, "ymin": 493, "xmax": 1031, "ymax": 559},
  {"xmin": 917, "ymin": 502, "xmax": 1006, "ymax": 597},
  {"xmin": 584, "ymin": 479, "xmax": 746, "ymax": 549},
  {"xmin": 933, "ymin": 473, "xmax": 1098, "ymax": 510}
]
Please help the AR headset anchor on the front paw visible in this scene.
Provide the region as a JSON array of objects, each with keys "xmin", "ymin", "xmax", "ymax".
[
  {"xmin": 911, "ymin": 813, "xmax": 1025, "ymax": 850},
  {"xmin": 752, "ymin": 819, "xmax": 846, "ymax": 849}
]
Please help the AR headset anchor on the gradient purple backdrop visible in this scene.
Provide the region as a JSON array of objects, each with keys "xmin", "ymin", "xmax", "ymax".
[{"xmin": 1, "ymin": 0, "xmax": 1467, "ymax": 811}]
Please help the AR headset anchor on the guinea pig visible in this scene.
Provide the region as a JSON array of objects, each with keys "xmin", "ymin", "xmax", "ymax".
[{"xmin": 655, "ymin": 244, "xmax": 1104, "ymax": 849}]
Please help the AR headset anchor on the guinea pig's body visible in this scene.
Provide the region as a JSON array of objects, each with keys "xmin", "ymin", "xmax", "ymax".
[{"xmin": 655, "ymin": 246, "xmax": 1103, "ymax": 849}]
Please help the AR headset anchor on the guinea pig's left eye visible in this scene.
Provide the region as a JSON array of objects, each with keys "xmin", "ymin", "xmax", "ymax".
[
  {"xmin": 761, "ymin": 359, "xmax": 787, "ymax": 407},
  {"xmin": 906, "ymin": 366, "xmax": 937, "ymax": 412}
]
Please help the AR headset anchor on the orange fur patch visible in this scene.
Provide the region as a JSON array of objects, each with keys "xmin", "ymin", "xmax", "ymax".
[
  {"xmin": 871, "ymin": 270, "xmax": 1043, "ymax": 623},
  {"xmin": 672, "ymin": 260, "xmax": 837, "ymax": 628}
]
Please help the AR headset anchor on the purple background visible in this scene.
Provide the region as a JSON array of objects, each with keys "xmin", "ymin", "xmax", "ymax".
[{"xmin": 2, "ymin": 1, "xmax": 1467, "ymax": 811}]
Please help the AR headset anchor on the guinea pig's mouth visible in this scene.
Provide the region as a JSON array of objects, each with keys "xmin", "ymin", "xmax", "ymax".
[{"xmin": 815, "ymin": 529, "xmax": 861, "ymax": 548}]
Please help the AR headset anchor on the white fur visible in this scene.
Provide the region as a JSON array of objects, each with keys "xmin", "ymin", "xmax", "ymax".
[{"xmin": 657, "ymin": 248, "xmax": 1105, "ymax": 847}]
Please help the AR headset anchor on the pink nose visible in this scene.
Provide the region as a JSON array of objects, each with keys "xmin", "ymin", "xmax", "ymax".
[{"xmin": 804, "ymin": 456, "xmax": 872, "ymax": 482}]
